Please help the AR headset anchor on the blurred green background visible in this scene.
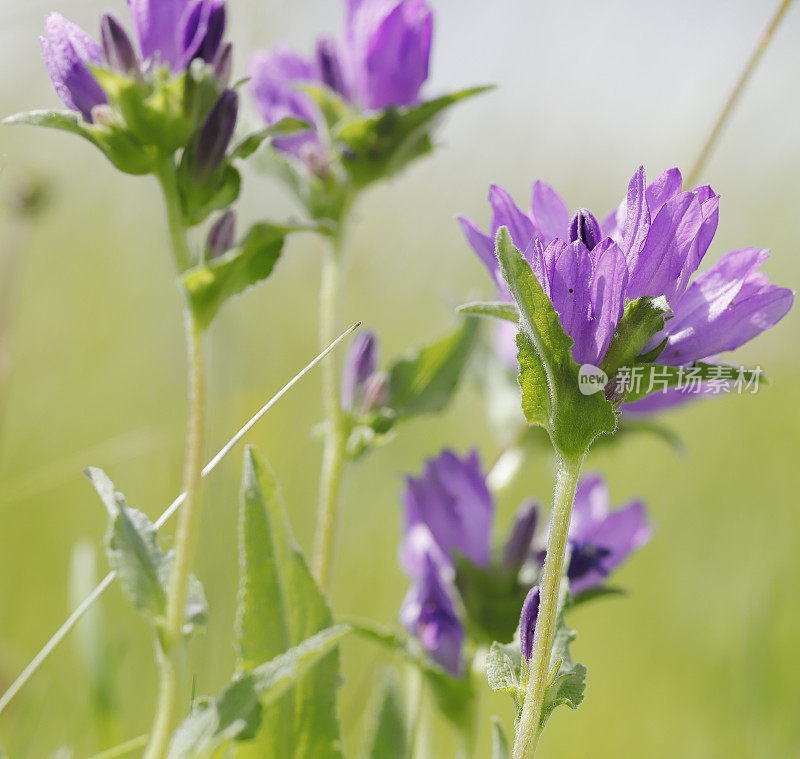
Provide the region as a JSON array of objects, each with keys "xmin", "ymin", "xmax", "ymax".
[{"xmin": 1, "ymin": 0, "xmax": 799, "ymax": 756}]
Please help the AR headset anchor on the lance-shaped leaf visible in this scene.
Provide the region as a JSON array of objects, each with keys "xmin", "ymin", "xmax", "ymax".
[
  {"xmin": 600, "ymin": 296, "xmax": 671, "ymax": 380},
  {"xmin": 495, "ymin": 227, "xmax": 616, "ymax": 456},
  {"xmin": 183, "ymin": 222, "xmax": 310, "ymax": 328},
  {"xmin": 387, "ymin": 318, "xmax": 479, "ymax": 418},
  {"xmin": 231, "ymin": 117, "xmax": 313, "ymax": 160},
  {"xmin": 234, "ymin": 447, "xmax": 344, "ymax": 759},
  {"xmin": 167, "ymin": 625, "xmax": 351, "ymax": 759},
  {"xmin": 85, "ymin": 467, "xmax": 206, "ymax": 635},
  {"xmin": 360, "ymin": 675, "xmax": 409, "ymax": 759},
  {"xmin": 491, "ymin": 717, "xmax": 511, "ymax": 759},
  {"xmin": 334, "ymin": 86, "xmax": 492, "ymax": 187},
  {"xmin": 456, "ymin": 301, "xmax": 519, "ymax": 323},
  {"xmin": 3, "ymin": 109, "xmax": 154, "ymax": 175},
  {"xmin": 300, "ymin": 84, "xmax": 356, "ymax": 130}
]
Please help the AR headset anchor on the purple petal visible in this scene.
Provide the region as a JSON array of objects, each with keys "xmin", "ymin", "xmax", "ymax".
[
  {"xmin": 589, "ymin": 500, "xmax": 651, "ymax": 567},
  {"xmin": 657, "ymin": 248, "xmax": 794, "ymax": 364},
  {"xmin": 403, "ymin": 449, "xmax": 494, "ymax": 569},
  {"xmin": 589, "ymin": 241, "xmax": 628, "ymax": 365},
  {"xmin": 248, "ymin": 48, "xmax": 322, "ymax": 157},
  {"xmin": 530, "ymin": 181, "xmax": 570, "ymax": 242},
  {"xmin": 566, "ymin": 474, "xmax": 609, "ymax": 544},
  {"xmin": 127, "ymin": 0, "xmax": 191, "ymax": 68},
  {"xmin": 620, "ymin": 165, "xmax": 650, "ymax": 260},
  {"xmin": 627, "ymin": 191, "xmax": 703, "ymax": 303},
  {"xmin": 549, "ymin": 241, "xmax": 594, "ymax": 364},
  {"xmin": 399, "ymin": 554, "xmax": 463, "ymax": 675},
  {"xmin": 179, "ymin": 0, "xmax": 226, "ymax": 68},
  {"xmin": 458, "ymin": 216, "xmax": 501, "ymax": 287},
  {"xmin": 489, "ymin": 185, "xmax": 538, "ymax": 256},
  {"xmin": 345, "ymin": 0, "xmax": 433, "ymax": 111},
  {"xmin": 569, "ymin": 209, "xmax": 602, "ymax": 251},
  {"xmin": 645, "ymin": 167, "xmax": 683, "ymax": 216},
  {"xmin": 41, "ymin": 13, "xmax": 106, "ymax": 121}
]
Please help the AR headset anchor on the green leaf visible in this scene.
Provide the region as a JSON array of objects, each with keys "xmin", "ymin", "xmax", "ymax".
[
  {"xmin": 167, "ymin": 626, "xmax": 351, "ymax": 759},
  {"xmin": 491, "ymin": 717, "xmax": 511, "ymax": 759},
  {"xmin": 616, "ymin": 362, "xmax": 765, "ymax": 404},
  {"xmin": 360, "ymin": 676, "xmax": 409, "ymax": 759},
  {"xmin": 600, "ymin": 296, "xmax": 671, "ymax": 380},
  {"xmin": 183, "ymin": 222, "xmax": 308, "ymax": 328},
  {"xmin": 485, "ymin": 641, "xmax": 522, "ymax": 705},
  {"xmin": 456, "ymin": 301, "xmax": 519, "ymax": 323},
  {"xmin": 387, "ymin": 318, "xmax": 479, "ymax": 418},
  {"xmin": 233, "ymin": 447, "xmax": 344, "ymax": 759},
  {"xmin": 348, "ymin": 619, "xmax": 476, "ymax": 735},
  {"xmin": 231, "ymin": 117, "xmax": 312, "ymax": 160},
  {"xmin": 538, "ymin": 611, "xmax": 586, "ymax": 732},
  {"xmin": 495, "ymin": 228, "xmax": 616, "ymax": 456},
  {"xmin": 453, "ymin": 556, "xmax": 528, "ymax": 643},
  {"xmin": 335, "ymin": 86, "xmax": 492, "ymax": 187},
  {"xmin": 3, "ymin": 109, "xmax": 155, "ymax": 175},
  {"xmin": 85, "ymin": 468, "xmax": 205, "ymax": 635},
  {"xmin": 516, "ymin": 332, "xmax": 551, "ymax": 429}
]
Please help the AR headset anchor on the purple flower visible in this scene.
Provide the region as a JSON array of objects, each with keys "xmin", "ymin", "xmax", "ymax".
[
  {"xmin": 249, "ymin": 0, "xmax": 433, "ymax": 158},
  {"xmin": 41, "ymin": 1, "xmax": 229, "ymax": 120},
  {"xmin": 401, "ymin": 449, "xmax": 494, "ymax": 576},
  {"xmin": 128, "ymin": 0, "xmax": 226, "ymax": 70},
  {"xmin": 519, "ymin": 585, "xmax": 540, "ymax": 661},
  {"xmin": 399, "ymin": 551, "xmax": 464, "ymax": 676},
  {"xmin": 544, "ymin": 474, "xmax": 651, "ymax": 596},
  {"xmin": 40, "ymin": 13, "xmax": 107, "ymax": 121},
  {"xmin": 343, "ymin": 0, "xmax": 433, "ymax": 110},
  {"xmin": 459, "ymin": 167, "xmax": 794, "ymax": 401}
]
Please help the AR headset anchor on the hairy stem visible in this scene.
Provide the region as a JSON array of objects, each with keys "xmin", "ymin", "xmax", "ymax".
[
  {"xmin": 685, "ymin": 0, "xmax": 796, "ymax": 188},
  {"xmin": 512, "ymin": 452, "xmax": 584, "ymax": 759},
  {"xmin": 312, "ymin": 233, "xmax": 348, "ymax": 590},
  {"xmin": 144, "ymin": 164, "xmax": 207, "ymax": 759}
]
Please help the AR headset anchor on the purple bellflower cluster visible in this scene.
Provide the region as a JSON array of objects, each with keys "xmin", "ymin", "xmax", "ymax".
[
  {"xmin": 460, "ymin": 167, "xmax": 794, "ymax": 411},
  {"xmin": 249, "ymin": 0, "xmax": 433, "ymax": 162},
  {"xmin": 41, "ymin": 0, "xmax": 229, "ymax": 123},
  {"xmin": 398, "ymin": 449, "xmax": 650, "ymax": 674}
]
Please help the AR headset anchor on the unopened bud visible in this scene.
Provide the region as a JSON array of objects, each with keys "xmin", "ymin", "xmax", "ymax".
[
  {"xmin": 206, "ymin": 210, "xmax": 236, "ymax": 259},
  {"xmin": 192, "ymin": 89, "xmax": 238, "ymax": 178},
  {"xmin": 520, "ymin": 586, "xmax": 540, "ymax": 662},
  {"xmin": 101, "ymin": 13, "xmax": 138, "ymax": 75},
  {"xmin": 568, "ymin": 208, "xmax": 601, "ymax": 251}
]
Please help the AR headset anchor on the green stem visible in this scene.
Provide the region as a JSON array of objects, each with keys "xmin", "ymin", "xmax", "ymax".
[
  {"xmin": 685, "ymin": 0, "xmax": 796, "ymax": 188},
  {"xmin": 312, "ymin": 232, "xmax": 348, "ymax": 591},
  {"xmin": 155, "ymin": 159, "xmax": 193, "ymax": 273},
  {"xmin": 144, "ymin": 163, "xmax": 207, "ymax": 759},
  {"xmin": 512, "ymin": 452, "xmax": 585, "ymax": 759}
]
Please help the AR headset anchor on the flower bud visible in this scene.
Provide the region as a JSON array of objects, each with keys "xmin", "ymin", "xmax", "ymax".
[
  {"xmin": 101, "ymin": 13, "xmax": 139, "ymax": 75},
  {"xmin": 205, "ymin": 210, "xmax": 236, "ymax": 259},
  {"xmin": 519, "ymin": 585, "xmax": 540, "ymax": 662},
  {"xmin": 361, "ymin": 371, "xmax": 389, "ymax": 413},
  {"xmin": 341, "ymin": 331, "xmax": 378, "ymax": 411},
  {"xmin": 191, "ymin": 88, "xmax": 238, "ymax": 178},
  {"xmin": 568, "ymin": 208, "xmax": 602, "ymax": 251},
  {"xmin": 502, "ymin": 502, "xmax": 538, "ymax": 574},
  {"xmin": 213, "ymin": 42, "xmax": 233, "ymax": 88},
  {"xmin": 315, "ymin": 37, "xmax": 349, "ymax": 99}
]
